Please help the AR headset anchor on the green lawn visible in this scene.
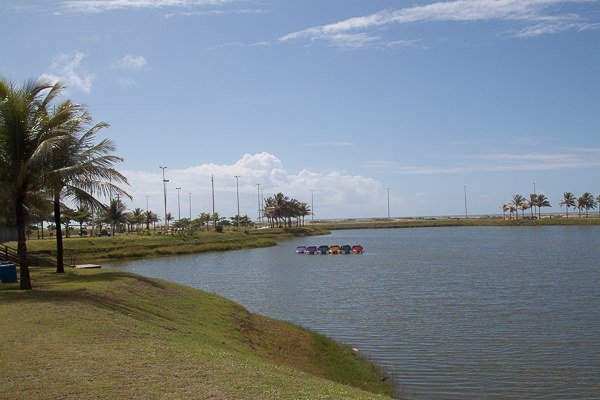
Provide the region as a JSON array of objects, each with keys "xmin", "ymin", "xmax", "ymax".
[{"xmin": 0, "ymin": 267, "xmax": 395, "ymax": 399}]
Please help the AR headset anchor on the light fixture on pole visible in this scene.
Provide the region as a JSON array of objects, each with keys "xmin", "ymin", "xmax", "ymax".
[
  {"xmin": 160, "ymin": 166, "xmax": 168, "ymax": 230},
  {"xmin": 463, "ymin": 185, "xmax": 468, "ymax": 219},
  {"xmin": 310, "ymin": 190, "xmax": 314, "ymax": 223},
  {"xmin": 234, "ymin": 176, "xmax": 241, "ymax": 230},
  {"xmin": 387, "ymin": 188, "xmax": 390, "ymax": 220},
  {"xmin": 176, "ymin": 187, "xmax": 182, "ymax": 221}
]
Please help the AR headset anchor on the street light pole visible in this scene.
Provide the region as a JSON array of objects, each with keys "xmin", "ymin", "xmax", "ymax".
[
  {"xmin": 310, "ymin": 190, "xmax": 314, "ymax": 223},
  {"xmin": 256, "ymin": 183, "xmax": 261, "ymax": 228},
  {"xmin": 234, "ymin": 176, "xmax": 241, "ymax": 230},
  {"xmin": 160, "ymin": 166, "xmax": 168, "ymax": 231},
  {"xmin": 176, "ymin": 187, "xmax": 181, "ymax": 222},
  {"xmin": 387, "ymin": 188, "xmax": 390, "ymax": 220},
  {"xmin": 463, "ymin": 185, "xmax": 468, "ymax": 219}
]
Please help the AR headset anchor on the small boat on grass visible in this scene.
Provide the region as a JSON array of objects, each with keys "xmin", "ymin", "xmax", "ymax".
[
  {"xmin": 341, "ymin": 245, "xmax": 352, "ymax": 254},
  {"xmin": 305, "ymin": 245, "xmax": 318, "ymax": 255},
  {"xmin": 352, "ymin": 245, "xmax": 364, "ymax": 254},
  {"xmin": 318, "ymin": 245, "xmax": 329, "ymax": 254},
  {"xmin": 296, "ymin": 246, "xmax": 307, "ymax": 254},
  {"xmin": 328, "ymin": 245, "xmax": 341, "ymax": 254}
]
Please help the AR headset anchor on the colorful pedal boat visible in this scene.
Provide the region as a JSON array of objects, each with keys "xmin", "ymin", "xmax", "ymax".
[
  {"xmin": 341, "ymin": 245, "xmax": 352, "ymax": 254},
  {"xmin": 317, "ymin": 245, "xmax": 330, "ymax": 254},
  {"xmin": 305, "ymin": 245, "xmax": 318, "ymax": 254},
  {"xmin": 328, "ymin": 245, "xmax": 341, "ymax": 254},
  {"xmin": 296, "ymin": 246, "xmax": 307, "ymax": 254},
  {"xmin": 351, "ymin": 245, "xmax": 364, "ymax": 254}
]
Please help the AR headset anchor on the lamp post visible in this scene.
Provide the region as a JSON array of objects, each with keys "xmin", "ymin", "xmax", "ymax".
[
  {"xmin": 189, "ymin": 193, "xmax": 192, "ymax": 220},
  {"xmin": 387, "ymin": 188, "xmax": 390, "ymax": 220},
  {"xmin": 176, "ymin": 187, "xmax": 181, "ymax": 221},
  {"xmin": 234, "ymin": 176, "xmax": 241, "ymax": 230},
  {"xmin": 261, "ymin": 188, "xmax": 264, "ymax": 226},
  {"xmin": 160, "ymin": 166, "xmax": 168, "ymax": 230},
  {"xmin": 463, "ymin": 185, "xmax": 468, "ymax": 219},
  {"xmin": 256, "ymin": 183, "xmax": 261, "ymax": 228},
  {"xmin": 310, "ymin": 190, "xmax": 314, "ymax": 223}
]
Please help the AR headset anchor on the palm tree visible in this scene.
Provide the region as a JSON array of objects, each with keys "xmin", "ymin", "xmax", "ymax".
[
  {"xmin": 519, "ymin": 202, "xmax": 529, "ymax": 219},
  {"xmin": 45, "ymin": 118, "xmax": 130, "ymax": 272},
  {"xmin": 597, "ymin": 195, "xmax": 600, "ymax": 217},
  {"xmin": 576, "ymin": 195, "xmax": 586, "ymax": 218},
  {"xmin": 0, "ymin": 77, "xmax": 82, "ymax": 289},
  {"xmin": 559, "ymin": 192, "xmax": 576, "ymax": 218},
  {"xmin": 511, "ymin": 194, "xmax": 525, "ymax": 221},
  {"xmin": 581, "ymin": 192, "xmax": 596, "ymax": 218},
  {"xmin": 102, "ymin": 199, "xmax": 127, "ymax": 234},
  {"xmin": 536, "ymin": 194, "xmax": 551, "ymax": 218},
  {"xmin": 71, "ymin": 205, "xmax": 91, "ymax": 236},
  {"xmin": 508, "ymin": 205, "xmax": 516, "ymax": 219},
  {"xmin": 528, "ymin": 194, "xmax": 538, "ymax": 219},
  {"xmin": 499, "ymin": 204, "xmax": 508, "ymax": 220}
]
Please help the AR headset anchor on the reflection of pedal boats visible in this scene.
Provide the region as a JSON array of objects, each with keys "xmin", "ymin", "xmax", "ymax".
[
  {"xmin": 351, "ymin": 245, "xmax": 364, "ymax": 254},
  {"xmin": 328, "ymin": 245, "xmax": 341, "ymax": 254},
  {"xmin": 341, "ymin": 245, "xmax": 352, "ymax": 254},
  {"xmin": 305, "ymin": 245, "xmax": 318, "ymax": 255},
  {"xmin": 295, "ymin": 246, "xmax": 307, "ymax": 254},
  {"xmin": 317, "ymin": 245, "xmax": 329, "ymax": 254}
]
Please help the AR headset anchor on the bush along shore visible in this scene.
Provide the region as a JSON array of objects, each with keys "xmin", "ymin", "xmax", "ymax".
[{"xmin": 0, "ymin": 267, "xmax": 396, "ymax": 399}]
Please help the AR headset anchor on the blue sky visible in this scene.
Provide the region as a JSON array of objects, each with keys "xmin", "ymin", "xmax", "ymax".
[{"xmin": 2, "ymin": 0, "xmax": 599, "ymax": 220}]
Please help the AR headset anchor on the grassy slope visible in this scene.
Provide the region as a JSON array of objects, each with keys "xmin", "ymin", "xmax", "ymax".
[
  {"xmin": 0, "ymin": 267, "xmax": 393, "ymax": 399},
  {"xmin": 23, "ymin": 227, "xmax": 330, "ymax": 264}
]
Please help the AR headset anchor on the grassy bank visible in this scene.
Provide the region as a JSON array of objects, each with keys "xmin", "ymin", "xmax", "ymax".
[
  {"xmin": 311, "ymin": 215, "xmax": 600, "ymax": 230},
  {"xmin": 0, "ymin": 267, "xmax": 394, "ymax": 399},
  {"xmin": 21, "ymin": 226, "xmax": 330, "ymax": 265}
]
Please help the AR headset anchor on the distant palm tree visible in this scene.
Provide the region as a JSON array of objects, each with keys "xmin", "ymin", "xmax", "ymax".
[
  {"xmin": 511, "ymin": 194, "xmax": 525, "ymax": 221},
  {"xmin": 528, "ymin": 194, "xmax": 538, "ymax": 219},
  {"xmin": 536, "ymin": 194, "xmax": 551, "ymax": 218},
  {"xmin": 102, "ymin": 199, "xmax": 127, "ymax": 235},
  {"xmin": 576, "ymin": 195, "xmax": 586, "ymax": 218},
  {"xmin": 559, "ymin": 192, "xmax": 576, "ymax": 218},
  {"xmin": 519, "ymin": 202, "xmax": 529, "ymax": 219},
  {"xmin": 509, "ymin": 205, "xmax": 516, "ymax": 219},
  {"xmin": 499, "ymin": 204, "xmax": 508, "ymax": 220},
  {"xmin": 596, "ymin": 195, "xmax": 600, "ymax": 217},
  {"xmin": 581, "ymin": 192, "xmax": 596, "ymax": 218}
]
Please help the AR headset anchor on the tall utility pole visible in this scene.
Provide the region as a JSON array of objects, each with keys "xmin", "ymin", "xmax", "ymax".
[
  {"xmin": 261, "ymin": 188, "xmax": 264, "ymax": 226},
  {"xmin": 310, "ymin": 190, "xmax": 314, "ymax": 223},
  {"xmin": 176, "ymin": 188, "xmax": 182, "ymax": 221},
  {"xmin": 234, "ymin": 176, "xmax": 241, "ymax": 230},
  {"xmin": 189, "ymin": 193, "xmax": 192, "ymax": 220},
  {"xmin": 160, "ymin": 166, "xmax": 168, "ymax": 230},
  {"xmin": 463, "ymin": 185, "xmax": 468, "ymax": 219},
  {"xmin": 387, "ymin": 188, "xmax": 390, "ymax": 220},
  {"xmin": 211, "ymin": 175, "xmax": 216, "ymax": 230},
  {"xmin": 256, "ymin": 183, "xmax": 261, "ymax": 228}
]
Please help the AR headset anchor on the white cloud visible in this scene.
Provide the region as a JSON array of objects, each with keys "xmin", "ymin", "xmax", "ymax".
[
  {"xmin": 60, "ymin": 0, "xmax": 243, "ymax": 14},
  {"xmin": 279, "ymin": 0, "xmax": 599, "ymax": 47},
  {"xmin": 118, "ymin": 77, "xmax": 136, "ymax": 87},
  {"xmin": 111, "ymin": 54, "xmax": 147, "ymax": 70},
  {"xmin": 40, "ymin": 51, "xmax": 95, "ymax": 93},
  {"xmin": 121, "ymin": 153, "xmax": 384, "ymax": 219},
  {"xmin": 366, "ymin": 148, "xmax": 600, "ymax": 174}
]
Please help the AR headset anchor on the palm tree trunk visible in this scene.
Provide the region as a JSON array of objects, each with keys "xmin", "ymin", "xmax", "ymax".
[
  {"xmin": 54, "ymin": 195, "xmax": 65, "ymax": 273},
  {"xmin": 15, "ymin": 196, "xmax": 32, "ymax": 290}
]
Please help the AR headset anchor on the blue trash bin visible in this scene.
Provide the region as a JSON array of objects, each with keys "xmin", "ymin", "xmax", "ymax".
[{"xmin": 0, "ymin": 263, "xmax": 18, "ymax": 282}]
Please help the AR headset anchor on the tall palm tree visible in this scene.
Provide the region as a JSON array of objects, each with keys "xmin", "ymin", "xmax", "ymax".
[
  {"xmin": 528, "ymin": 194, "xmax": 538, "ymax": 219},
  {"xmin": 596, "ymin": 195, "xmax": 600, "ymax": 217},
  {"xmin": 511, "ymin": 194, "xmax": 525, "ymax": 221},
  {"xmin": 536, "ymin": 194, "xmax": 551, "ymax": 218},
  {"xmin": 102, "ymin": 199, "xmax": 127, "ymax": 234},
  {"xmin": 519, "ymin": 202, "xmax": 529, "ymax": 219},
  {"xmin": 559, "ymin": 192, "xmax": 576, "ymax": 218},
  {"xmin": 581, "ymin": 192, "xmax": 596, "ymax": 218},
  {"xmin": 499, "ymin": 203, "xmax": 508, "ymax": 220},
  {"xmin": 508, "ymin": 205, "xmax": 516, "ymax": 219},
  {"xmin": 45, "ymin": 117, "xmax": 130, "ymax": 272},
  {"xmin": 0, "ymin": 77, "xmax": 81, "ymax": 289},
  {"xmin": 576, "ymin": 195, "xmax": 586, "ymax": 218}
]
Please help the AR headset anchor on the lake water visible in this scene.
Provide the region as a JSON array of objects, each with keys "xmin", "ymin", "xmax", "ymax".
[{"xmin": 103, "ymin": 226, "xmax": 600, "ymax": 399}]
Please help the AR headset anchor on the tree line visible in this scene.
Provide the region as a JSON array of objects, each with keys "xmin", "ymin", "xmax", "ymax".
[
  {"xmin": 0, "ymin": 77, "xmax": 129, "ymax": 290},
  {"xmin": 500, "ymin": 192, "xmax": 599, "ymax": 220}
]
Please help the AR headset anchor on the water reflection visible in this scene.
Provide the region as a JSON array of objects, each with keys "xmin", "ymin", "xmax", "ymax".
[{"xmin": 105, "ymin": 226, "xmax": 600, "ymax": 399}]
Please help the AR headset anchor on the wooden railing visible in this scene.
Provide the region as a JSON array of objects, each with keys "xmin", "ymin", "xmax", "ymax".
[{"xmin": 0, "ymin": 244, "xmax": 55, "ymax": 269}]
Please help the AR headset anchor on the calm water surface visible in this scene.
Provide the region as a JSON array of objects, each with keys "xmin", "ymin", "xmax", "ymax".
[{"xmin": 104, "ymin": 226, "xmax": 600, "ymax": 399}]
